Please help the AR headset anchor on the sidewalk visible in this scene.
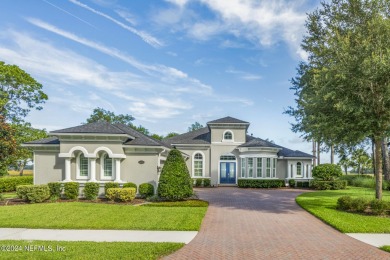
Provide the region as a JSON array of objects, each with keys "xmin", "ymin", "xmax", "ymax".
[
  {"xmin": 346, "ymin": 233, "xmax": 390, "ymax": 247},
  {"xmin": 0, "ymin": 228, "xmax": 197, "ymax": 244}
]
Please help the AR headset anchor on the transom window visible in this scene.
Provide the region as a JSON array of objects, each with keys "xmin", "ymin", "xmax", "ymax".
[
  {"xmin": 220, "ymin": 155, "xmax": 236, "ymax": 161},
  {"xmin": 223, "ymin": 131, "xmax": 233, "ymax": 140},
  {"xmin": 79, "ymin": 153, "xmax": 89, "ymax": 177},
  {"xmin": 193, "ymin": 153, "xmax": 203, "ymax": 177}
]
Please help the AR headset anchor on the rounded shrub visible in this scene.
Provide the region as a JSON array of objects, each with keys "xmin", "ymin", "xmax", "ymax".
[
  {"xmin": 16, "ymin": 184, "xmax": 50, "ymax": 203},
  {"xmin": 195, "ymin": 178, "xmax": 202, "ymax": 187},
  {"xmin": 312, "ymin": 164, "xmax": 343, "ymax": 181},
  {"xmin": 64, "ymin": 182, "xmax": 79, "ymax": 200},
  {"xmin": 337, "ymin": 196, "xmax": 353, "ymax": 211},
  {"xmin": 370, "ymin": 199, "xmax": 389, "ymax": 215},
  {"xmin": 157, "ymin": 148, "xmax": 193, "ymax": 201},
  {"xmin": 104, "ymin": 182, "xmax": 119, "ymax": 195},
  {"xmin": 84, "ymin": 182, "xmax": 100, "ymax": 200},
  {"xmin": 48, "ymin": 182, "xmax": 62, "ymax": 199},
  {"xmin": 203, "ymin": 178, "xmax": 211, "ymax": 187},
  {"xmin": 123, "ymin": 182, "xmax": 137, "ymax": 193},
  {"xmin": 106, "ymin": 188, "xmax": 136, "ymax": 202},
  {"xmin": 139, "ymin": 183, "xmax": 154, "ymax": 198},
  {"xmin": 288, "ymin": 179, "xmax": 296, "ymax": 188},
  {"xmin": 351, "ymin": 197, "xmax": 369, "ymax": 213}
]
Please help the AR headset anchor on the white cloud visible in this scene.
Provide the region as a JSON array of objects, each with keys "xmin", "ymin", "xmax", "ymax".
[
  {"xmin": 226, "ymin": 69, "xmax": 262, "ymax": 81},
  {"xmin": 68, "ymin": 0, "xmax": 163, "ymax": 48},
  {"xmin": 165, "ymin": 0, "xmax": 190, "ymax": 8},
  {"xmin": 115, "ymin": 9, "xmax": 137, "ymax": 25}
]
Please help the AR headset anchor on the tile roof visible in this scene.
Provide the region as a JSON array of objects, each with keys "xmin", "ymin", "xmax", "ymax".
[
  {"xmin": 163, "ymin": 127, "xmax": 211, "ymax": 145},
  {"xmin": 50, "ymin": 121, "xmax": 127, "ymax": 134},
  {"xmin": 207, "ymin": 116, "xmax": 249, "ymax": 124}
]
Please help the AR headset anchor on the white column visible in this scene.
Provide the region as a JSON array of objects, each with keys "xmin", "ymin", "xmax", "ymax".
[
  {"xmin": 288, "ymin": 163, "xmax": 292, "ymax": 178},
  {"xmin": 114, "ymin": 159, "xmax": 121, "ymax": 182},
  {"xmin": 64, "ymin": 158, "xmax": 71, "ymax": 182},
  {"xmin": 89, "ymin": 159, "xmax": 97, "ymax": 182}
]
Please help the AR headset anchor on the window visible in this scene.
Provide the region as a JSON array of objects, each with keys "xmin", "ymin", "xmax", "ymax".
[
  {"xmin": 241, "ymin": 158, "xmax": 246, "ymax": 177},
  {"xmin": 256, "ymin": 158, "xmax": 262, "ymax": 178},
  {"xmin": 272, "ymin": 158, "xmax": 277, "ymax": 178},
  {"xmin": 102, "ymin": 154, "xmax": 113, "ymax": 177},
  {"xmin": 223, "ymin": 131, "xmax": 233, "ymax": 140},
  {"xmin": 266, "ymin": 158, "xmax": 271, "ymax": 178},
  {"xmin": 248, "ymin": 158, "xmax": 253, "ymax": 178},
  {"xmin": 78, "ymin": 153, "xmax": 89, "ymax": 178},
  {"xmin": 220, "ymin": 155, "xmax": 236, "ymax": 161},
  {"xmin": 193, "ymin": 153, "xmax": 203, "ymax": 177},
  {"xmin": 297, "ymin": 162, "xmax": 302, "ymax": 177}
]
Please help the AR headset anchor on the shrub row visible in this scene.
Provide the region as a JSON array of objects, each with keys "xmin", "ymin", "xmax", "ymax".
[
  {"xmin": 310, "ymin": 180, "xmax": 347, "ymax": 190},
  {"xmin": 16, "ymin": 185, "xmax": 50, "ymax": 203},
  {"xmin": 297, "ymin": 181, "xmax": 310, "ymax": 188},
  {"xmin": 0, "ymin": 176, "xmax": 33, "ymax": 192},
  {"xmin": 337, "ymin": 196, "xmax": 390, "ymax": 215},
  {"xmin": 192, "ymin": 178, "xmax": 211, "ymax": 187},
  {"xmin": 106, "ymin": 188, "xmax": 136, "ymax": 202},
  {"xmin": 238, "ymin": 179, "xmax": 285, "ymax": 188}
]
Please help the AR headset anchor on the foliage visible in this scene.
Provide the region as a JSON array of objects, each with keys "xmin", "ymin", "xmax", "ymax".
[
  {"xmin": 187, "ymin": 122, "xmax": 204, "ymax": 132},
  {"xmin": 288, "ymin": 179, "xmax": 296, "ymax": 188},
  {"xmin": 337, "ymin": 196, "xmax": 389, "ymax": 215},
  {"xmin": 0, "ymin": 193, "xmax": 3, "ymax": 201},
  {"xmin": 0, "ymin": 176, "xmax": 33, "ymax": 192},
  {"xmin": 150, "ymin": 133, "xmax": 164, "ymax": 140},
  {"xmin": 370, "ymin": 199, "xmax": 389, "ymax": 215},
  {"xmin": 85, "ymin": 107, "xmax": 134, "ymax": 126},
  {"xmin": 48, "ymin": 182, "xmax": 62, "ymax": 199},
  {"xmin": 336, "ymin": 196, "xmax": 353, "ymax": 211},
  {"xmin": 296, "ymin": 181, "xmax": 310, "ymax": 188},
  {"xmin": 203, "ymin": 178, "xmax": 211, "ymax": 187},
  {"xmin": 310, "ymin": 180, "xmax": 347, "ymax": 190},
  {"xmin": 64, "ymin": 182, "xmax": 79, "ymax": 200},
  {"xmin": 139, "ymin": 183, "xmax": 154, "ymax": 198},
  {"xmin": 0, "ymin": 117, "xmax": 16, "ymax": 176},
  {"xmin": 237, "ymin": 179, "xmax": 285, "ymax": 188},
  {"xmin": 106, "ymin": 188, "xmax": 136, "ymax": 202},
  {"xmin": 165, "ymin": 132, "xmax": 179, "ymax": 139},
  {"xmin": 16, "ymin": 184, "xmax": 50, "ymax": 203},
  {"xmin": 122, "ymin": 182, "xmax": 137, "ymax": 193},
  {"xmin": 192, "ymin": 178, "xmax": 211, "ymax": 187},
  {"xmin": 0, "ymin": 61, "xmax": 47, "ymax": 123},
  {"xmin": 143, "ymin": 200, "xmax": 208, "ymax": 207},
  {"xmin": 104, "ymin": 182, "xmax": 119, "ymax": 195},
  {"xmin": 84, "ymin": 182, "xmax": 100, "ymax": 200},
  {"xmin": 381, "ymin": 246, "xmax": 390, "ymax": 253},
  {"xmin": 158, "ymin": 149, "xmax": 193, "ymax": 201},
  {"xmin": 296, "ymin": 187, "xmax": 390, "ymax": 233},
  {"xmin": 195, "ymin": 178, "xmax": 202, "ymax": 187},
  {"xmin": 350, "ymin": 197, "xmax": 370, "ymax": 213},
  {"xmin": 351, "ymin": 148, "xmax": 372, "ymax": 174},
  {"xmin": 285, "ymin": 0, "xmax": 390, "ymax": 199},
  {"xmin": 8, "ymin": 122, "xmax": 47, "ymax": 175},
  {"xmin": 312, "ymin": 164, "xmax": 343, "ymax": 181},
  {"xmin": 0, "ymin": 240, "xmax": 184, "ymax": 260}
]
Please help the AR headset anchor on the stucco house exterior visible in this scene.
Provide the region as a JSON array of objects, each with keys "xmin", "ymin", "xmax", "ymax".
[{"xmin": 25, "ymin": 116, "xmax": 313, "ymax": 192}]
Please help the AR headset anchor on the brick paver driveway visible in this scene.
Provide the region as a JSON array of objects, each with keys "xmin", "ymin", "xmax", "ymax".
[{"xmin": 166, "ymin": 187, "xmax": 389, "ymax": 259}]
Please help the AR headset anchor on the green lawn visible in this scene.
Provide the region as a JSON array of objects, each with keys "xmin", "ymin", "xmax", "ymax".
[
  {"xmin": 296, "ymin": 187, "xmax": 390, "ymax": 233},
  {"xmin": 0, "ymin": 240, "xmax": 183, "ymax": 260},
  {"xmin": 0, "ymin": 202, "xmax": 207, "ymax": 230},
  {"xmin": 381, "ymin": 246, "xmax": 390, "ymax": 253},
  {"xmin": 1, "ymin": 192, "xmax": 17, "ymax": 199}
]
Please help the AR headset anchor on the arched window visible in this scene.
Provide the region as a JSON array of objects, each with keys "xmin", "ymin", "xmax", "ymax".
[
  {"xmin": 77, "ymin": 153, "xmax": 89, "ymax": 179},
  {"xmin": 102, "ymin": 153, "xmax": 113, "ymax": 177},
  {"xmin": 193, "ymin": 153, "xmax": 204, "ymax": 177},
  {"xmin": 223, "ymin": 130, "xmax": 233, "ymax": 141},
  {"xmin": 296, "ymin": 162, "xmax": 302, "ymax": 177}
]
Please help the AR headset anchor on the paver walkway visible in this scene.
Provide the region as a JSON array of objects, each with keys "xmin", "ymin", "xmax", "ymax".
[{"xmin": 166, "ymin": 187, "xmax": 390, "ymax": 259}]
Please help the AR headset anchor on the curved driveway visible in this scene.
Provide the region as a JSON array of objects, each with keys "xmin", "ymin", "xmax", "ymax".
[{"xmin": 166, "ymin": 187, "xmax": 389, "ymax": 259}]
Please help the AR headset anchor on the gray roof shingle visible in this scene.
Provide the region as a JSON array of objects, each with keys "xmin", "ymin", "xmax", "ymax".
[
  {"xmin": 163, "ymin": 127, "xmax": 211, "ymax": 145},
  {"xmin": 24, "ymin": 136, "xmax": 60, "ymax": 145},
  {"xmin": 207, "ymin": 116, "xmax": 249, "ymax": 125},
  {"xmin": 51, "ymin": 121, "xmax": 127, "ymax": 134}
]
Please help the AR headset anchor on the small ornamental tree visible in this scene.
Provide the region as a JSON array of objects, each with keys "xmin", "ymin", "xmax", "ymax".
[
  {"xmin": 157, "ymin": 148, "xmax": 193, "ymax": 201},
  {"xmin": 312, "ymin": 164, "xmax": 343, "ymax": 181}
]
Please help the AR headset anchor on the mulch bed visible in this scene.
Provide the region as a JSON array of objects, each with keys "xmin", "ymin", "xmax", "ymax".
[{"xmin": 0, "ymin": 197, "xmax": 147, "ymax": 206}]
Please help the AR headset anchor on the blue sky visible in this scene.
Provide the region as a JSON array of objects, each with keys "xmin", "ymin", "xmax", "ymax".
[{"xmin": 0, "ymin": 0, "xmax": 330, "ymax": 160}]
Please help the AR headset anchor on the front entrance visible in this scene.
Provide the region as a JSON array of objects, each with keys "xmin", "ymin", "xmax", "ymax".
[{"xmin": 220, "ymin": 162, "xmax": 236, "ymax": 184}]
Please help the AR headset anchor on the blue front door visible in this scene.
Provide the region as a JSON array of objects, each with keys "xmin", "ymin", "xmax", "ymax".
[{"xmin": 220, "ymin": 162, "xmax": 236, "ymax": 184}]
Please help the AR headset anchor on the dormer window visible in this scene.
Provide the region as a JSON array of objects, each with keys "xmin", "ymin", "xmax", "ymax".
[{"xmin": 223, "ymin": 130, "xmax": 233, "ymax": 141}]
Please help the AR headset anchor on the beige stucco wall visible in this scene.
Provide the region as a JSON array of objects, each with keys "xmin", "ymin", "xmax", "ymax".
[
  {"xmin": 176, "ymin": 147, "xmax": 211, "ymax": 179},
  {"xmin": 121, "ymin": 153, "xmax": 159, "ymax": 189},
  {"xmin": 210, "ymin": 128, "xmax": 246, "ymax": 143},
  {"xmin": 210, "ymin": 144, "xmax": 240, "ymax": 185},
  {"xmin": 34, "ymin": 151, "xmax": 64, "ymax": 184},
  {"xmin": 60, "ymin": 141, "xmax": 125, "ymax": 155}
]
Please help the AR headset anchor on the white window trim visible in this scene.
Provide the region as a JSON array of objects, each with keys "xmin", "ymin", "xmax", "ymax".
[
  {"xmin": 222, "ymin": 130, "xmax": 234, "ymax": 142},
  {"xmin": 256, "ymin": 157, "xmax": 263, "ymax": 178},
  {"xmin": 247, "ymin": 158, "xmax": 254, "ymax": 178},
  {"xmin": 192, "ymin": 151, "xmax": 205, "ymax": 178},
  {"xmin": 100, "ymin": 153, "xmax": 115, "ymax": 181},
  {"xmin": 76, "ymin": 153, "xmax": 89, "ymax": 180},
  {"xmin": 272, "ymin": 158, "xmax": 277, "ymax": 178},
  {"xmin": 296, "ymin": 162, "xmax": 303, "ymax": 178}
]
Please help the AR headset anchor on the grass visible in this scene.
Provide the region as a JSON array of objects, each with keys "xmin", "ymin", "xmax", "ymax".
[
  {"xmin": 144, "ymin": 200, "xmax": 209, "ymax": 207},
  {"xmin": 380, "ymin": 246, "xmax": 390, "ymax": 253},
  {"xmin": 1, "ymin": 192, "xmax": 17, "ymax": 199},
  {"xmin": 0, "ymin": 202, "xmax": 207, "ymax": 231},
  {"xmin": 7, "ymin": 170, "xmax": 33, "ymax": 176},
  {"xmin": 0, "ymin": 240, "xmax": 183, "ymax": 260},
  {"xmin": 296, "ymin": 187, "xmax": 390, "ymax": 233}
]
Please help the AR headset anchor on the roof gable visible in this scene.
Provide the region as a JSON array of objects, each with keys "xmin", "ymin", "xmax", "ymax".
[
  {"xmin": 50, "ymin": 121, "xmax": 126, "ymax": 134},
  {"xmin": 163, "ymin": 127, "xmax": 210, "ymax": 145},
  {"xmin": 207, "ymin": 116, "xmax": 249, "ymax": 125}
]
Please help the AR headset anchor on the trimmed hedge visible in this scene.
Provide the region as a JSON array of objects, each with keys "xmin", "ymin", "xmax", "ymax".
[
  {"xmin": 104, "ymin": 182, "xmax": 119, "ymax": 195},
  {"xmin": 296, "ymin": 181, "xmax": 310, "ymax": 188},
  {"xmin": 64, "ymin": 182, "xmax": 79, "ymax": 200},
  {"xmin": 106, "ymin": 188, "xmax": 136, "ymax": 202},
  {"xmin": 310, "ymin": 180, "xmax": 347, "ymax": 190},
  {"xmin": 123, "ymin": 182, "xmax": 137, "ymax": 193},
  {"xmin": 336, "ymin": 196, "xmax": 389, "ymax": 215},
  {"xmin": 288, "ymin": 179, "xmax": 296, "ymax": 188},
  {"xmin": 312, "ymin": 164, "xmax": 342, "ymax": 181},
  {"xmin": 192, "ymin": 178, "xmax": 211, "ymax": 187},
  {"xmin": 48, "ymin": 182, "xmax": 62, "ymax": 198},
  {"xmin": 0, "ymin": 176, "xmax": 33, "ymax": 192},
  {"xmin": 84, "ymin": 182, "xmax": 99, "ymax": 200},
  {"xmin": 237, "ymin": 179, "xmax": 285, "ymax": 188},
  {"xmin": 139, "ymin": 183, "xmax": 154, "ymax": 198},
  {"xmin": 195, "ymin": 178, "xmax": 202, "ymax": 187},
  {"xmin": 16, "ymin": 184, "xmax": 50, "ymax": 203}
]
